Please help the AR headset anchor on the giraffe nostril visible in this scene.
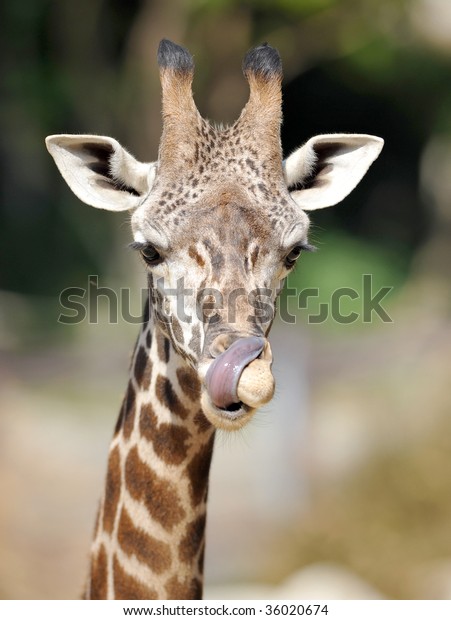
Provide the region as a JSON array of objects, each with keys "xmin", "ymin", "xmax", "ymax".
[{"xmin": 209, "ymin": 333, "xmax": 233, "ymax": 358}]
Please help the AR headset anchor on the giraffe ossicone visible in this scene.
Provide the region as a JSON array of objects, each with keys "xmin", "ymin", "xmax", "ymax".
[{"xmin": 46, "ymin": 39, "xmax": 383, "ymax": 599}]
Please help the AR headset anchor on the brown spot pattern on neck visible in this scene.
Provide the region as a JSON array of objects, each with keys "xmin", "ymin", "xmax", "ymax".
[
  {"xmin": 102, "ymin": 446, "xmax": 121, "ymax": 535},
  {"xmin": 89, "ymin": 545, "xmax": 108, "ymax": 600},
  {"xmin": 117, "ymin": 506, "xmax": 172, "ymax": 574},
  {"xmin": 155, "ymin": 374, "xmax": 189, "ymax": 419},
  {"xmin": 125, "ymin": 446, "xmax": 186, "ymax": 531},
  {"xmin": 113, "ymin": 555, "xmax": 158, "ymax": 600},
  {"xmin": 139, "ymin": 401, "xmax": 191, "ymax": 465}
]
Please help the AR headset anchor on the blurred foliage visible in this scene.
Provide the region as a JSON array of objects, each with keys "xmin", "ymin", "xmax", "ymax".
[
  {"xmin": 272, "ymin": 414, "xmax": 451, "ymax": 599},
  {"xmin": 282, "ymin": 230, "xmax": 408, "ymax": 331},
  {"xmin": 1, "ymin": 0, "xmax": 451, "ymax": 342}
]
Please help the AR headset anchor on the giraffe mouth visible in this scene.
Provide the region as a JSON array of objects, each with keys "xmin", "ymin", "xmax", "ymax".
[
  {"xmin": 202, "ymin": 336, "xmax": 274, "ymax": 429},
  {"xmin": 223, "ymin": 401, "xmax": 244, "ymax": 413},
  {"xmin": 200, "ymin": 395, "xmax": 254, "ymax": 430},
  {"xmin": 205, "ymin": 336, "xmax": 265, "ymax": 410}
]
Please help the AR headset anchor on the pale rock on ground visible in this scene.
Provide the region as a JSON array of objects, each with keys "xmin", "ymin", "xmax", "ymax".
[{"xmin": 205, "ymin": 563, "xmax": 383, "ymax": 600}]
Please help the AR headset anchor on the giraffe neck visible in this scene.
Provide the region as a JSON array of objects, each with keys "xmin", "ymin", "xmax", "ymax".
[{"xmin": 86, "ymin": 303, "xmax": 215, "ymax": 600}]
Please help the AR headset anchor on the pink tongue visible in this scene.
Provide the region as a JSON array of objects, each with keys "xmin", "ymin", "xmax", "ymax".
[{"xmin": 205, "ymin": 336, "xmax": 265, "ymax": 409}]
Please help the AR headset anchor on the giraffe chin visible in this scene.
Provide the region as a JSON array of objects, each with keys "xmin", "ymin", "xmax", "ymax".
[{"xmin": 200, "ymin": 392, "xmax": 257, "ymax": 431}]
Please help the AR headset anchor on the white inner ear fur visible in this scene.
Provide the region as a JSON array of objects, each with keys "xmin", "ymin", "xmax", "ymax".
[
  {"xmin": 109, "ymin": 145, "xmax": 156, "ymax": 196},
  {"xmin": 46, "ymin": 134, "xmax": 157, "ymax": 212},
  {"xmin": 284, "ymin": 133, "xmax": 384, "ymax": 211},
  {"xmin": 283, "ymin": 141, "xmax": 318, "ymax": 188}
]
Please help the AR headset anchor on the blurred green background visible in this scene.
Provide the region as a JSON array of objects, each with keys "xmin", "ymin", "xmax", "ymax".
[{"xmin": 1, "ymin": 0, "xmax": 451, "ymax": 600}]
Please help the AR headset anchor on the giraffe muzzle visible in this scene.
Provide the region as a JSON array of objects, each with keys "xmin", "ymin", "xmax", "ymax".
[{"xmin": 205, "ymin": 336, "xmax": 274, "ymax": 414}]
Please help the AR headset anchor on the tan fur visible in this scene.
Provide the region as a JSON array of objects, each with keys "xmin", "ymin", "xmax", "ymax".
[
  {"xmin": 158, "ymin": 67, "xmax": 202, "ymax": 174},
  {"xmin": 237, "ymin": 341, "xmax": 274, "ymax": 408}
]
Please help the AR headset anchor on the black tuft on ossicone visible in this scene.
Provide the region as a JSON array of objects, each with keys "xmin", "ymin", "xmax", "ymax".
[
  {"xmin": 157, "ymin": 39, "xmax": 194, "ymax": 73},
  {"xmin": 242, "ymin": 43, "xmax": 282, "ymax": 80}
]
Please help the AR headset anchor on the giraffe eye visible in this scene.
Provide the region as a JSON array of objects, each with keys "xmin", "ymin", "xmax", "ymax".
[
  {"xmin": 141, "ymin": 245, "xmax": 162, "ymax": 266},
  {"xmin": 284, "ymin": 242, "xmax": 316, "ymax": 268},
  {"xmin": 284, "ymin": 245, "xmax": 303, "ymax": 268}
]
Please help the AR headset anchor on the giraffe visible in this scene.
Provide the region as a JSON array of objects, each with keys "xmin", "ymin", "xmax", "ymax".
[{"xmin": 46, "ymin": 40, "xmax": 383, "ymax": 599}]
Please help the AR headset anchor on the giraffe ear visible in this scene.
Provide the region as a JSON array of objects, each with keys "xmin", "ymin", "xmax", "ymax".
[
  {"xmin": 283, "ymin": 134, "xmax": 384, "ymax": 211},
  {"xmin": 45, "ymin": 134, "xmax": 157, "ymax": 211}
]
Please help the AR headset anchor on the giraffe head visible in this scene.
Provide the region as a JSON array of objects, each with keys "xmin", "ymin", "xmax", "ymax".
[{"xmin": 46, "ymin": 40, "xmax": 383, "ymax": 431}]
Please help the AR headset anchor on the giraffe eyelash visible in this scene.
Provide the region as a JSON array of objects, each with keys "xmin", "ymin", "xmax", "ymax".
[
  {"xmin": 299, "ymin": 242, "xmax": 317, "ymax": 253},
  {"xmin": 129, "ymin": 241, "xmax": 163, "ymax": 265},
  {"xmin": 129, "ymin": 241, "xmax": 147, "ymax": 251}
]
